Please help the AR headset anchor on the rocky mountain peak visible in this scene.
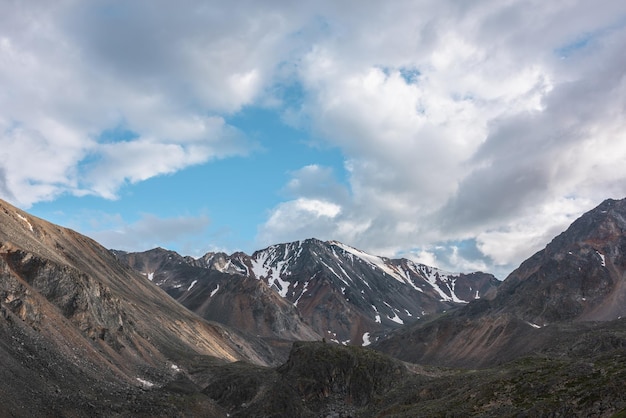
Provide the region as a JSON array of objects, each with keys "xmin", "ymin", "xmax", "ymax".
[
  {"xmin": 496, "ymin": 197, "xmax": 626, "ymax": 323},
  {"xmin": 375, "ymin": 197, "xmax": 626, "ymax": 370},
  {"xmin": 546, "ymin": 198, "xmax": 626, "ymax": 255}
]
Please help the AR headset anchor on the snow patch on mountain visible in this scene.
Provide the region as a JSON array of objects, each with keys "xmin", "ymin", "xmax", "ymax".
[
  {"xmin": 320, "ymin": 260, "xmax": 350, "ymax": 286},
  {"xmin": 372, "ymin": 304, "xmax": 382, "ymax": 323},
  {"xmin": 388, "ymin": 313, "xmax": 404, "ymax": 324},
  {"xmin": 271, "ymin": 272, "xmax": 291, "ymax": 297},
  {"xmin": 445, "ymin": 279, "xmax": 467, "ymax": 303},
  {"xmin": 412, "ymin": 263, "xmax": 468, "ymax": 303},
  {"xmin": 400, "ymin": 266, "xmax": 425, "ymax": 293},
  {"xmin": 16, "ymin": 213, "xmax": 34, "ymax": 232},
  {"xmin": 250, "ymin": 252, "xmax": 270, "ymax": 280},
  {"xmin": 250, "ymin": 242, "xmax": 305, "ymax": 294},
  {"xmin": 294, "ymin": 280, "xmax": 310, "ymax": 306},
  {"xmin": 136, "ymin": 378, "xmax": 155, "ymax": 389},
  {"xmin": 331, "ymin": 241, "xmax": 407, "ymax": 283}
]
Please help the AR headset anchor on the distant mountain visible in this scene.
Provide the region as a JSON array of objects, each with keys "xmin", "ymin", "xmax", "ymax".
[
  {"xmin": 112, "ymin": 247, "xmax": 321, "ymax": 344},
  {"xmin": 115, "ymin": 238, "xmax": 499, "ymax": 346},
  {"xmin": 0, "ymin": 199, "xmax": 274, "ymax": 416},
  {"xmin": 374, "ymin": 198, "xmax": 626, "ymax": 368}
]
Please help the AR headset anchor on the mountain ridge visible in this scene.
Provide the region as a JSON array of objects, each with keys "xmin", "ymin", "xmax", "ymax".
[
  {"xmin": 374, "ymin": 197, "xmax": 626, "ymax": 369},
  {"xmin": 115, "ymin": 237, "xmax": 500, "ymax": 347}
]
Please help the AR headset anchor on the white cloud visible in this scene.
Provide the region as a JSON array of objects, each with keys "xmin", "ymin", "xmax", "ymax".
[
  {"xmin": 258, "ymin": 1, "xmax": 626, "ymax": 276},
  {"xmin": 258, "ymin": 197, "xmax": 342, "ymax": 245},
  {"xmin": 0, "ymin": 0, "xmax": 290, "ymax": 206},
  {"xmin": 2, "ymin": 0, "xmax": 626, "ymax": 276}
]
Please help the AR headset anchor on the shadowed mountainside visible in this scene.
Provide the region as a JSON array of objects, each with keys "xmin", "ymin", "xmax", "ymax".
[{"xmin": 374, "ymin": 198, "xmax": 626, "ymax": 369}]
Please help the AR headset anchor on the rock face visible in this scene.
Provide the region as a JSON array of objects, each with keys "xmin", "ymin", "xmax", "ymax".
[
  {"xmin": 374, "ymin": 198, "xmax": 626, "ymax": 368},
  {"xmin": 116, "ymin": 239, "xmax": 500, "ymax": 346},
  {"xmin": 0, "ymin": 199, "xmax": 274, "ymax": 416}
]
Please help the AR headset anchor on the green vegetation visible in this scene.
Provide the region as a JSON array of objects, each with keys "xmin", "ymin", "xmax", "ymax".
[{"xmin": 184, "ymin": 337, "xmax": 626, "ymax": 417}]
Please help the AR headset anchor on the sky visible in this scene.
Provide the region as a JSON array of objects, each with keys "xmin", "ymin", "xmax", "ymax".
[{"xmin": 2, "ymin": 0, "xmax": 626, "ymax": 279}]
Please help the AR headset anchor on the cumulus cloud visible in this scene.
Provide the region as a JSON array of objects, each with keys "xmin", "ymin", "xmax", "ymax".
[
  {"xmin": 0, "ymin": 167, "xmax": 14, "ymax": 201},
  {"xmin": 2, "ymin": 0, "xmax": 626, "ymax": 277},
  {"xmin": 0, "ymin": 0, "xmax": 289, "ymax": 206},
  {"xmin": 258, "ymin": 1, "xmax": 626, "ymax": 276}
]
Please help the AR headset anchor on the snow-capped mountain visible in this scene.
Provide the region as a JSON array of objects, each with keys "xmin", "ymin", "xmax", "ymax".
[
  {"xmin": 110, "ymin": 247, "xmax": 320, "ymax": 343},
  {"xmin": 115, "ymin": 238, "xmax": 499, "ymax": 346}
]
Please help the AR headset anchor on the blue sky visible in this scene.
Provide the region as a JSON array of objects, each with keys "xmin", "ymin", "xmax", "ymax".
[
  {"xmin": 30, "ymin": 106, "xmax": 349, "ymax": 255},
  {"xmin": 2, "ymin": 0, "xmax": 626, "ymax": 278}
]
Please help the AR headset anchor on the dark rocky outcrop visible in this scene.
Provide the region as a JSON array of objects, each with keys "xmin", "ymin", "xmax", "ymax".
[{"xmin": 201, "ymin": 341, "xmax": 410, "ymax": 417}]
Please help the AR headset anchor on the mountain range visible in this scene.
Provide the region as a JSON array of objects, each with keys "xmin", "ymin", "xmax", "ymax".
[
  {"xmin": 113, "ymin": 238, "xmax": 499, "ymax": 349},
  {"xmin": 1, "ymin": 197, "xmax": 626, "ymax": 416}
]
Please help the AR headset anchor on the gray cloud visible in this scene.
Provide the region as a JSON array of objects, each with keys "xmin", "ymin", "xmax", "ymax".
[
  {"xmin": 257, "ymin": 1, "xmax": 626, "ymax": 275},
  {"xmin": 0, "ymin": 167, "xmax": 14, "ymax": 201},
  {"xmin": 86, "ymin": 212, "xmax": 211, "ymax": 253}
]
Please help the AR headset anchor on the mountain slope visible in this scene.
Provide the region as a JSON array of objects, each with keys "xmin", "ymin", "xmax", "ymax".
[
  {"xmin": 3, "ymin": 198, "xmax": 626, "ymax": 416},
  {"xmin": 113, "ymin": 247, "xmax": 321, "ymax": 343},
  {"xmin": 0, "ymin": 199, "xmax": 274, "ymax": 416},
  {"xmin": 117, "ymin": 239, "xmax": 499, "ymax": 346},
  {"xmin": 374, "ymin": 197, "xmax": 626, "ymax": 368},
  {"xmin": 248, "ymin": 239, "xmax": 498, "ymax": 345},
  {"xmin": 494, "ymin": 197, "xmax": 626, "ymax": 323}
]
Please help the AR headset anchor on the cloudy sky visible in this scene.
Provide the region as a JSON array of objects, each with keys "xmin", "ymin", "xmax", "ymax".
[{"xmin": 2, "ymin": 0, "xmax": 626, "ymax": 278}]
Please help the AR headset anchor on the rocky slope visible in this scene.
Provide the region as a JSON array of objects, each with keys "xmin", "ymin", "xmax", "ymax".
[
  {"xmin": 374, "ymin": 198, "xmax": 626, "ymax": 368},
  {"xmin": 112, "ymin": 247, "xmax": 321, "ymax": 344},
  {"xmin": 494, "ymin": 197, "xmax": 626, "ymax": 323},
  {"xmin": 0, "ymin": 199, "xmax": 276, "ymax": 417},
  {"xmin": 116, "ymin": 239, "xmax": 499, "ymax": 347}
]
